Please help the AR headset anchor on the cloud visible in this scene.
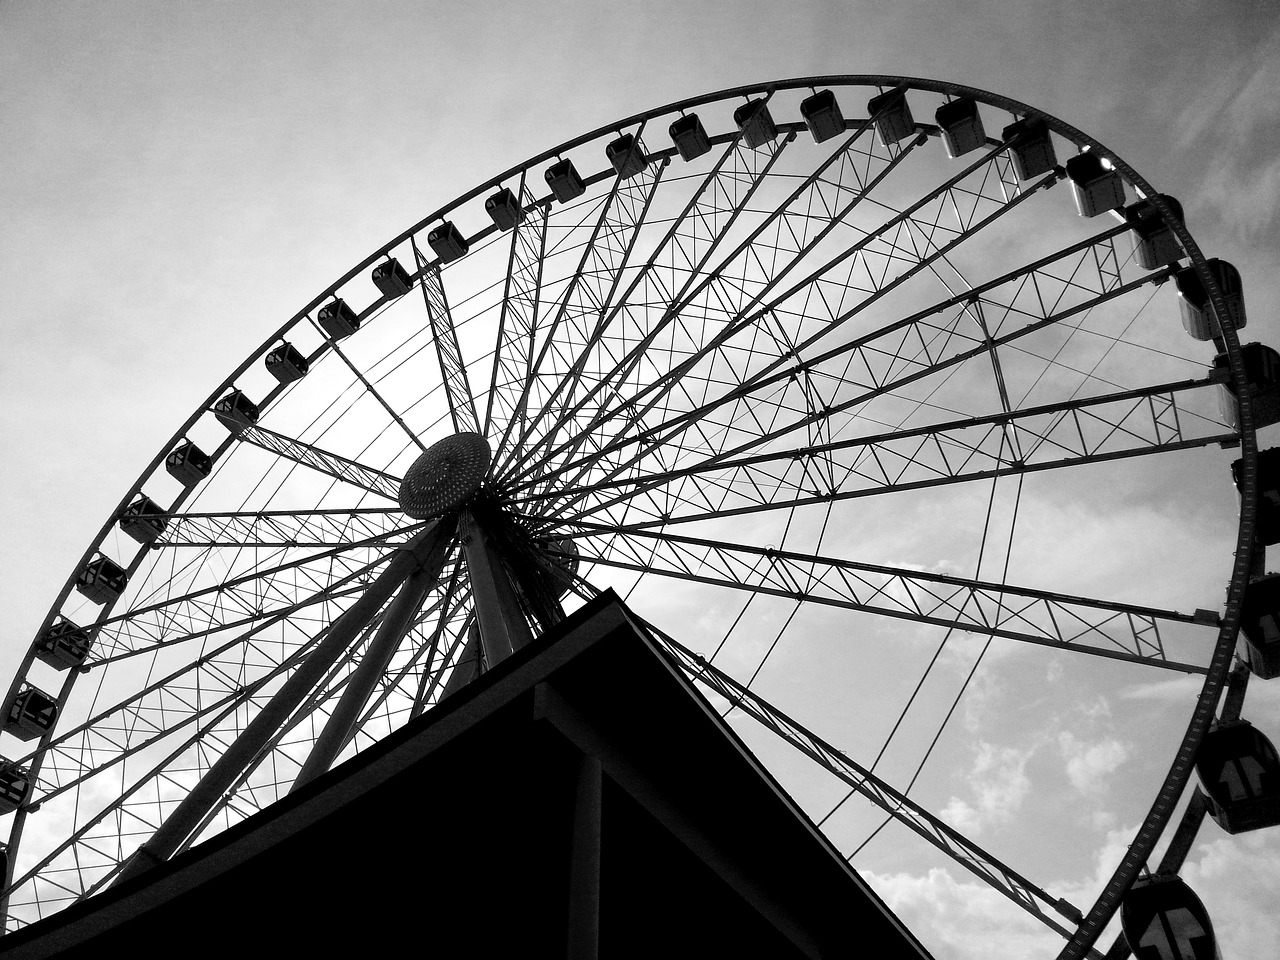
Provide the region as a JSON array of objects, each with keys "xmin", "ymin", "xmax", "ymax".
[
  {"xmin": 1058, "ymin": 732, "xmax": 1128, "ymax": 796},
  {"xmin": 875, "ymin": 825, "xmax": 1136, "ymax": 960},
  {"xmin": 865, "ymin": 866, "xmax": 1061, "ymax": 960},
  {"xmin": 1181, "ymin": 27, "xmax": 1280, "ymax": 246},
  {"xmin": 867, "ymin": 820, "xmax": 1280, "ymax": 960},
  {"xmin": 940, "ymin": 741, "xmax": 1033, "ymax": 835},
  {"xmin": 1178, "ymin": 830, "xmax": 1280, "ymax": 960},
  {"xmin": 1119, "ymin": 674, "xmax": 1202, "ymax": 702}
]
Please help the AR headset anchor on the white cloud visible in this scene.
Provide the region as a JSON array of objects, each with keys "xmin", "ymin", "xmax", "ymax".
[
  {"xmin": 864, "ymin": 866, "xmax": 1061, "ymax": 960},
  {"xmin": 1178, "ymin": 830, "xmax": 1280, "ymax": 960},
  {"xmin": 1185, "ymin": 29, "xmax": 1280, "ymax": 245},
  {"xmin": 867, "ymin": 820, "xmax": 1280, "ymax": 960},
  {"xmin": 1119, "ymin": 674, "xmax": 1202, "ymax": 703},
  {"xmin": 941, "ymin": 741, "xmax": 1033, "ymax": 835},
  {"xmin": 1058, "ymin": 732, "xmax": 1128, "ymax": 797},
  {"xmin": 1078, "ymin": 697, "xmax": 1112, "ymax": 721}
]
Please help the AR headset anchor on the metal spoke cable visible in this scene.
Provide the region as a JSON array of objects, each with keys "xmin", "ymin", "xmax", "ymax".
[{"xmin": 819, "ymin": 437, "xmax": 1025, "ymax": 848}]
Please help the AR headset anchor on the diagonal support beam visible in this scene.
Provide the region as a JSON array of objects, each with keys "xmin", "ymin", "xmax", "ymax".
[
  {"xmin": 527, "ymin": 246, "xmax": 1171, "ymax": 522},
  {"xmin": 648, "ymin": 626, "xmax": 1097, "ymax": 949},
  {"xmin": 485, "ymin": 174, "xmax": 549, "ymax": 443},
  {"xmin": 413, "ymin": 247, "xmax": 481, "ymax": 435},
  {"xmin": 564, "ymin": 528, "xmax": 1212, "ymax": 672},
  {"xmin": 239, "ymin": 425, "xmax": 402, "ymax": 500},
  {"xmin": 291, "ymin": 518, "xmax": 456, "ymax": 790},
  {"xmin": 460, "ymin": 510, "xmax": 534, "ymax": 666},
  {"xmin": 111, "ymin": 521, "xmax": 450, "ymax": 886},
  {"xmin": 151, "ymin": 508, "xmax": 407, "ymax": 549},
  {"xmin": 515, "ymin": 377, "xmax": 1230, "ymax": 526}
]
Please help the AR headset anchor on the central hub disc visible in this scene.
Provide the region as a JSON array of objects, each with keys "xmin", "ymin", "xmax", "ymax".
[{"xmin": 398, "ymin": 432, "xmax": 491, "ymax": 519}]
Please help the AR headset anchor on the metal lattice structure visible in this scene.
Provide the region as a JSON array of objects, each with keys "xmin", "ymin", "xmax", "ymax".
[{"xmin": 0, "ymin": 78, "xmax": 1259, "ymax": 959}]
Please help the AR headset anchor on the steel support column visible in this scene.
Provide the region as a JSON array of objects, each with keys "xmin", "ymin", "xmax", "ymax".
[
  {"xmin": 112, "ymin": 523, "xmax": 446, "ymax": 886},
  {"xmin": 460, "ymin": 510, "xmax": 533, "ymax": 667},
  {"xmin": 291, "ymin": 519, "xmax": 455, "ymax": 791}
]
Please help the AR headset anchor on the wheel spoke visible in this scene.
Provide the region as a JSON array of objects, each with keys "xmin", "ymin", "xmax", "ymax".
[
  {"xmin": 237, "ymin": 425, "xmax": 403, "ymax": 500},
  {"xmin": 569, "ymin": 529, "xmax": 1212, "ymax": 671},
  {"xmin": 412, "ymin": 251, "xmax": 481, "ymax": 435},
  {"xmin": 495, "ymin": 123, "xmax": 808, "ymax": 483},
  {"xmin": 511, "ymin": 138, "xmax": 1049, "ymax": 502},
  {"xmin": 519, "ymin": 225, "xmax": 1167, "ymax": 524},
  {"xmin": 89, "ymin": 523, "xmax": 425, "ymax": 662},
  {"xmin": 647, "ymin": 624, "xmax": 1089, "ymax": 944},
  {"xmin": 494, "ymin": 135, "xmax": 670, "ymax": 475},
  {"xmin": 323, "ymin": 337, "xmax": 429, "ymax": 454},
  {"xmin": 13, "ymin": 550, "xmax": 394, "ymax": 787},
  {"xmin": 502, "ymin": 155, "xmax": 671, "ymax": 484},
  {"xmin": 484, "ymin": 173, "xmax": 549, "ymax": 442},
  {"xmin": 500, "ymin": 117, "xmax": 926, "ymax": 491},
  {"xmin": 150, "ymin": 507, "xmax": 406, "ymax": 549},
  {"xmin": 515, "ymin": 377, "xmax": 1229, "ymax": 526}
]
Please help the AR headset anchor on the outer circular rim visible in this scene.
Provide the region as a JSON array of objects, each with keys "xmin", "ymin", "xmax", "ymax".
[{"xmin": 2, "ymin": 77, "xmax": 1255, "ymax": 957}]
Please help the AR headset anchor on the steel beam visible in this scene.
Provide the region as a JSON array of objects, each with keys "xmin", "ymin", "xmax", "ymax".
[
  {"xmin": 111, "ymin": 522, "xmax": 447, "ymax": 885},
  {"xmin": 460, "ymin": 510, "xmax": 533, "ymax": 666},
  {"xmin": 291, "ymin": 518, "xmax": 455, "ymax": 791}
]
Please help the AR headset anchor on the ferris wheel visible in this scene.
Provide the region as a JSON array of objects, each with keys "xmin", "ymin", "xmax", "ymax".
[{"xmin": 2, "ymin": 76, "xmax": 1275, "ymax": 958}]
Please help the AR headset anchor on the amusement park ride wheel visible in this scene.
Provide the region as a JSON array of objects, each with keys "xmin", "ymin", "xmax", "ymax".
[{"xmin": 1, "ymin": 77, "xmax": 1270, "ymax": 958}]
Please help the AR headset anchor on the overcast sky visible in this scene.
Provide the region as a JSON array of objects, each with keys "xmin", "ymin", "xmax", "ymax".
[{"xmin": 3, "ymin": 2, "xmax": 1279, "ymax": 957}]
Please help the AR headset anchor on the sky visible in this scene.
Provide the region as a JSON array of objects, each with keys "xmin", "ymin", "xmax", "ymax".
[{"xmin": 3, "ymin": 2, "xmax": 1280, "ymax": 957}]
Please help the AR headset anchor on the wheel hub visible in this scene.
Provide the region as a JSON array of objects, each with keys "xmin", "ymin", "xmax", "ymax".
[{"xmin": 398, "ymin": 432, "xmax": 491, "ymax": 519}]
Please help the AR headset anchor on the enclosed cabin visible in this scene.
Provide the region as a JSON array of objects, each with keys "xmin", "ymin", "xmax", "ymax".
[
  {"xmin": 1233, "ymin": 447, "xmax": 1280, "ymax": 545},
  {"xmin": 545, "ymin": 158, "xmax": 585, "ymax": 203},
  {"xmin": 427, "ymin": 221, "xmax": 468, "ymax": 262},
  {"xmin": 1002, "ymin": 117, "xmax": 1057, "ymax": 181},
  {"xmin": 1064, "ymin": 151, "xmax": 1126, "ymax": 218},
  {"xmin": 119, "ymin": 494, "xmax": 167, "ymax": 545},
  {"xmin": 733, "ymin": 98, "xmax": 777, "ymax": 150},
  {"xmin": 1212, "ymin": 342, "xmax": 1280, "ymax": 430},
  {"xmin": 485, "ymin": 187, "xmax": 525, "ymax": 231},
  {"xmin": 213, "ymin": 388, "xmax": 259, "ymax": 434},
  {"xmin": 800, "ymin": 89, "xmax": 845, "ymax": 144},
  {"xmin": 318, "ymin": 298, "xmax": 360, "ymax": 340},
  {"xmin": 34, "ymin": 616, "xmax": 92, "ymax": 671},
  {"xmin": 0, "ymin": 760, "xmax": 30, "ymax": 815},
  {"xmin": 1121, "ymin": 874, "xmax": 1219, "ymax": 960},
  {"xmin": 371, "ymin": 257, "xmax": 413, "ymax": 299},
  {"xmin": 1195, "ymin": 718, "xmax": 1280, "ymax": 834},
  {"xmin": 166, "ymin": 440, "xmax": 212, "ymax": 487},
  {"xmin": 669, "ymin": 113, "xmax": 711, "ymax": 162},
  {"xmin": 1125, "ymin": 195, "xmax": 1185, "ymax": 270},
  {"xmin": 1239, "ymin": 573, "xmax": 1280, "ymax": 679},
  {"xmin": 606, "ymin": 133, "xmax": 648, "ymax": 180},
  {"xmin": 265, "ymin": 341, "xmax": 309, "ymax": 384},
  {"xmin": 934, "ymin": 97, "xmax": 985, "ymax": 158},
  {"xmin": 867, "ymin": 88, "xmax": 915, "ymax": 147},
  {"xmin": 5, "ymin": 684, "xmax": 58, "ymax": 742},
  {"xmin": 76, "ymin": 555, "xmax": 127, "ymax": 605},
  {"xmin": 1175, "ymin": 259, "xmax": 1245, "ymax": 342}
]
